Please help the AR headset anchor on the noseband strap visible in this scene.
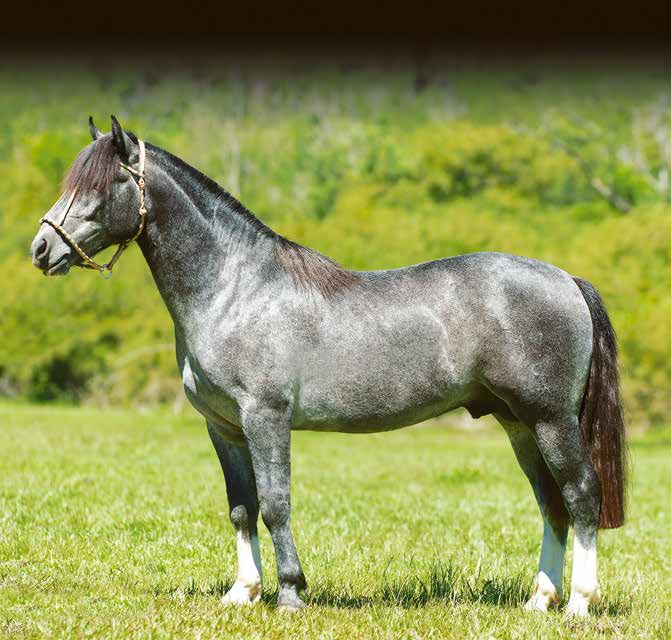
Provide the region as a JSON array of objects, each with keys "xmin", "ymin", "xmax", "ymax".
[{"xmin": 39, "ymin": 139, "xmax": 148, "ymax": 277}]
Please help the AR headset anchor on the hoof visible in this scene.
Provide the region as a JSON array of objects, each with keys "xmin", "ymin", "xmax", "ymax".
[
  {"xmin": 278, "ymin": 603, "xmax": 305, "ymax": 614},
  {"xmin": 565, "ymin": 586, "xmax": 600, "ymax": 618},
  {"xmin": 565, "ymin": 596, "xmax": 590, "ymax": 618},
  {"xmin": 221, "ymin": 580, "xmax": 261, "ymax": 606},
  {"xmin": 524, "ymin": 593, "xmax": 550, "ymax": 612},
  {"xmin": 277, "ymin": 585, "xmax": 306, "ymax": 613},
  {"xmin": 524, "ymin": 573, "xmax": 560, "ymax": 613}
]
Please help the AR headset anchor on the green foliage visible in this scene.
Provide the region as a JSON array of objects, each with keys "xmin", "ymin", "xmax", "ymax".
[
  {"xmin": 421, "ymin": 125, "xmax": 593, "ymax": 209},
  {"xmin": 1, "ymin": 62, "xmax": 670, "ymax": 425}
]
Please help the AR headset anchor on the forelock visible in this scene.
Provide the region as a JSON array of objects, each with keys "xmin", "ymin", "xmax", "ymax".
[{"xmin": 63, "ymin": 135, "xmax": 119, "ymax": 197}]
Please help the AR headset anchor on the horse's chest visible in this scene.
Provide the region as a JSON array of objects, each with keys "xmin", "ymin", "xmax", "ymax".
[{"xmin": 180, "ymin": 352, "xmax": 242, "ymax": 429}]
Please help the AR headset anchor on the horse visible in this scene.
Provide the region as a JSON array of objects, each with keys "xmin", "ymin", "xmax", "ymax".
[{"xmin": 31, "ymin": 116, "xmax": 626, "ymax": 616}]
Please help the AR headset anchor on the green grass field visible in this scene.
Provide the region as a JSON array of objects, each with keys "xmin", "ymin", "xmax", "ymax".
[{"xmin": 1, "ymin": 402, "xmax": 670, "ymax": 639}]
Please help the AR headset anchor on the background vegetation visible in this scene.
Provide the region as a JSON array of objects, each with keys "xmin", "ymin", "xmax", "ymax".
[{"xmin": 1, "ymin": 52, "xmax": 669, "ymax": 426}]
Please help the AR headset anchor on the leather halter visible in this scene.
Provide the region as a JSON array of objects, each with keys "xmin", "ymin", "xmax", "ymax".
[{"xmin": 39, "ymin": 139, "xmax": 147, "ymax": 277}]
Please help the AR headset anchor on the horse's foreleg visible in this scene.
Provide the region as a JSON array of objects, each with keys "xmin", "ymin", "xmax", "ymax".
[
  {"xmin": 242, "ymin": 407, "xmax": 307, "ymax": 612},
  {"xmin": 207, "ymin": 422, "xmax": 263, "ymax": 605},
  {"xmin": 535, "ymin": 417, "xmax": 602, "ymax": 618},
  {"xmin": 498, "ymin": 418, "xmax": 569, "ymax": 612}
]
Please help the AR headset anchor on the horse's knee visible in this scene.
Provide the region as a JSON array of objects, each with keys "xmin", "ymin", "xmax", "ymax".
[
  {"xmin": 230, "ymin": 503, "xmax": 259, "ymax": 531},
  {"xmin": 259, "ymin": 490, "xmax": 290, "ymax": 530},
  {"xmin": 230, "ymin": 504, "xmax": 250, "ymax": 530}
]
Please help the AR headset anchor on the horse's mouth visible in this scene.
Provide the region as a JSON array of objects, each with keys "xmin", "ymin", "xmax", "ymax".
[{"xmin": 45, "ymin": 255, "xmax": 73, "ymax": 276}]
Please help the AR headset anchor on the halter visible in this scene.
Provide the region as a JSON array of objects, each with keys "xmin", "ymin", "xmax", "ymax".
[{"xmin": 39, "ymin": 139, "xmax": 147, "ymax": 277}]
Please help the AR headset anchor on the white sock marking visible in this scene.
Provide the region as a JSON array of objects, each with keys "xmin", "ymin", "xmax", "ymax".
[
  {"xmin": 222, "ymin": 529, "xmax": 262, "ymax": 605},
  {"xmin": 566, "ymin": 532, "xmax": 600, "ymax": 617}
]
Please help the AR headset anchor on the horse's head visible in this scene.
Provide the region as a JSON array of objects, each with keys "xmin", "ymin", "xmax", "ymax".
[{"xmin": 31, "ymin": 116, "xmax": 146, "ymax": 276}]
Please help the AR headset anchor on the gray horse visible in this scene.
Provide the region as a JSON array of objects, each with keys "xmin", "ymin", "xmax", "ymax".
[{"xmin": 31, "ymin": 117, "xmax": 626, "ymax": 616}]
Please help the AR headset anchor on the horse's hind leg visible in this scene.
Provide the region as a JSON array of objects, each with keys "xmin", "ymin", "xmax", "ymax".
[
  {"xmin": 207, "ymin": 422, "xmax": 263, "ymax": 605},
  {"xmin": 534, "ymin": 415, "xmax": 602, "ymax": 617},
  {"xmin": 497, "ymin": 417, "xmax": 569, "ymax": 612}
]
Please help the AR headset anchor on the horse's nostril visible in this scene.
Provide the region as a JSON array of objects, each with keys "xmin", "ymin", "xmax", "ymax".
[
  {"xmin": 35, "ymin": 238, "xmax": 48, "ymax": 259},
  {"xmin": 32, "ymin": 237, "xmax": 50, "ymax": 269}
]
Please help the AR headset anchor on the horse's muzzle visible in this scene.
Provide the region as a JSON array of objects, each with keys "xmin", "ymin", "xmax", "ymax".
[{"xmin": 30, "ymin": 231, "xmax": 72, "ymax": 276}]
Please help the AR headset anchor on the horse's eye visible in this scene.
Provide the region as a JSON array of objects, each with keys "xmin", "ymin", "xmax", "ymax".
[{"xmin": 84, "ymin": 209, "xmax": 98, "ymax": 221}]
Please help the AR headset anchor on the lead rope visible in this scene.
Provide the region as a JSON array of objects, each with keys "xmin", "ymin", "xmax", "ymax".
[{"xmin": 39, "ymin": 139, "xmax": 147, "ymax": 278}]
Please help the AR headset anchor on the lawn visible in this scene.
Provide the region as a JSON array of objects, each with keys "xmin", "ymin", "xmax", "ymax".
[{"xmin": 1, "ymin": 402, "xmax": 669, "ymax": 639}]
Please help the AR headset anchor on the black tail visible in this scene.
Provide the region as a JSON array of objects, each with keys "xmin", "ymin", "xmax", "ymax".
[{"xmin": 573, "ymin": 277, "xmax": 627, "ymax": 529}]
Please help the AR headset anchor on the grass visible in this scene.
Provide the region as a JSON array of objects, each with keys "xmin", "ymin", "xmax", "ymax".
[{"xmin": 1, "ymin": 402, "xmax": 670, "ymax": 639}]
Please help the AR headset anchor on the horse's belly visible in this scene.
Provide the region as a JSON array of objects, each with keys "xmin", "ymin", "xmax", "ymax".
[
  {"xmin": 291, "ymin": 398, "xmax": 464, "ymax": 433},
  {"xmin": 291, "ymin": 368, "xmax": 470, "ymax": 433},
  {"xmin": 290, "ymin": 309, "xmax": 476, "ymax": 432}
]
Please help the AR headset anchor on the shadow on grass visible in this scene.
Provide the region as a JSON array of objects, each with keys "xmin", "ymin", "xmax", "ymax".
[
  {"xmin": 309, "ymin": 561, "xmax": 631, "ymax": 617},
  {"xmin": 158, "ymin": 560, "xmax": 631, "ymax": 616},
  {"xmin": 308, "ymin": 561, "xmax": 530, "ymax": 610}
]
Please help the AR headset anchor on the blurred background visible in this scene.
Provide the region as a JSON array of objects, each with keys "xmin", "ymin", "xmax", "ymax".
[{"xmin": 2, "ymin": 42, "xmax": 669, "ymax": 428}]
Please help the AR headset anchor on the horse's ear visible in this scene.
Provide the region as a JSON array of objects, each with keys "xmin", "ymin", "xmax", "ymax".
[
  {"xmin": 110, "ymin": 115, "xmax": 132, "ymax": 157},
  {"xmin": 88, "ymin": 116, "xmax": 102, "ymax": 141}
]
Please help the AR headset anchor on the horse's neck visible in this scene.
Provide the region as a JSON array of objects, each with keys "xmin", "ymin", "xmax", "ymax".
[{"xmin": 137, "ymin": 149, "xmax": 276, "ymax": 329}]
